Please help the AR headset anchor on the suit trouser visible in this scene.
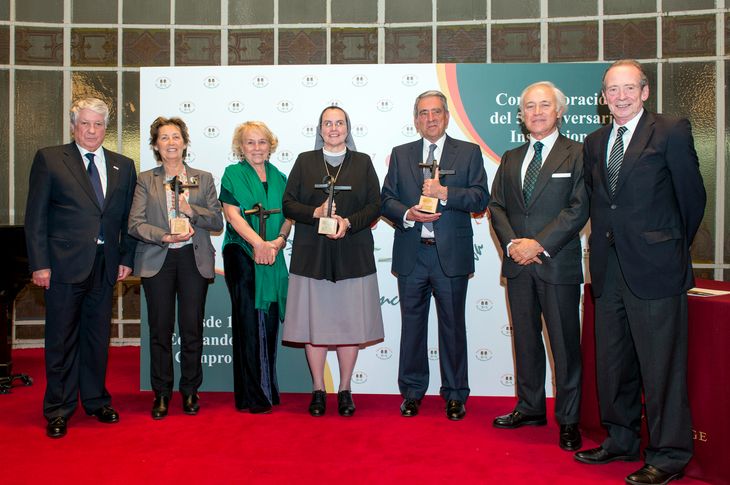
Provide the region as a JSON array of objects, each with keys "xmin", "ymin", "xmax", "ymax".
[
  {"xmin": 142, "ymin": 245, "xmax": 208, "ymax": 397},
  {"xmin": 44, "ymin": 245, "xmax": 114, "ymax": 419},
  {"xmin": 507, "ymin": 267, "xmax": 582, "ymax": 424},
  {"xmin": 594, "ymin": 246, "xmax": 692, "ymax": 473},
  {"xmin": 397, "ymin": 242, "xmax": 469, "ymax": 402}
]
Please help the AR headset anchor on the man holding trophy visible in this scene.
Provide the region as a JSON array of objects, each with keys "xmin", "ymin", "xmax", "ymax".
[{"xmin": 381, "ymin": 90, "xmax": 490, "ymax": 420}]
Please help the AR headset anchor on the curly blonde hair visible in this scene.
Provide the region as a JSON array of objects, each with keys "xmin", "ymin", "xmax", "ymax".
[{"xmin": 231, "ymin": 121, "xmax": 278, "ymax": 160}]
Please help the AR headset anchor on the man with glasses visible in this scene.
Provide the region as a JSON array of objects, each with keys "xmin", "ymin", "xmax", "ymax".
[{"xmin": 381, "ymin": 90, "xmax": 489, "ymax": 420}]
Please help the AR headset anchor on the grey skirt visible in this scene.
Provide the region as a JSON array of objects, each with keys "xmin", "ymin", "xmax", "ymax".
[{"xmin": 282, "ymin": 273, "xmax": 385, "ymax": 346}]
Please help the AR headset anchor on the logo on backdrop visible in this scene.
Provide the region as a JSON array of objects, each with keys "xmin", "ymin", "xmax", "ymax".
[
  {"xmin": 277, "ymin": 150, "xmax": 294, "ymax": 163},
  {"xmin": 185, "ymin": 152, "xmax": 196, "ymax": 164},
  {"xmin": 277, "ymin": 100, "xmax": 293, "ymax": 113},
  {"xmin": 352, "ymin": 370, "xmax": 367, "ymax": 384},
  {"xmin": 375, "ymin": 347, "xmax": 393, "ymax": 360},
  {"xmin": 476, "ymin": 298, "xmax": 493, "ymax": 311},
  {"xmin": 302, "ymin": 74, "xmax": 318, "ymax": 87},
  {"xmin": 475, "ymin": 348, "xmax": 493, "ymax": 361},
  {"xmin": 352, "ymin": 124, "xmax": 368, "ymax": 137},
  {"xmin": 179, "ymin": 101, "xmax": 195, "ymax": 114},
  {"xmin": 402, "ymin": 74, "xmax": 418, "ymax": 86},
  {"xmin": 401, "ymin": 125, "xmax": 418, "ymax": 137},
  {"xmin": 500, "ymin": 324, "xmax": 513, "ymax": 337},
  {"xmin": 377, "ymin": 99, "xmax": 394, "ymax": 112},
  {"xmin": 228, "ymin": 100, "xmax": 244, "ymax": 113},
  {"xmin": 203, "ymin": 76, "xmax": 220, "ymax": 89},
  {"xmin": 500, "ymin": 374, "xmax": 515, "ymax": 386},
  {"xmin": 203, "ymin": 126, "xmax": 220, "ymax": 138},
  {"xmin": 428, "ymin": 348, "xmax": 439, "ymax": 361},
  {"xmin": 155, "ymin": 77, "xmax": 171, "ymax": 89},
  {"xmin": 227, "ymin": 152, "xmax": 239, "ymax": 163},
  {"xmin": 352, "ymin": 74, "xmax": 368, "ymax": 87},
  {"xmin": 301, "ymin": 125, "xmax": 317, "ymax": 137},
  {"xmin": 252, "ymin": 75, "xmax": 269, "ymax": 88}
]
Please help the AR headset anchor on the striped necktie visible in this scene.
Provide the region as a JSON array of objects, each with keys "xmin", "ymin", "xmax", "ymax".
[{"xmin": 607, "ymin": 126, "xmax": 627, "ymax": 196}]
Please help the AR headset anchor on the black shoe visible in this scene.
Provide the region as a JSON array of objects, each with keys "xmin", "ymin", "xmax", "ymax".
[
  {"xmin": 151, "ymin": 395, "xmax": 169, "ymax": 420},
  {"xmin": 90, "ymin": 405, "xmax": 119, "ymax": 424},
  {"xmin": 493, "ymin": 410, "xmax": 547, "ymax": 428},
  {"xmin": 400, "ymin": 398, "xmax": 421, "ymax": 417},
  {"xmin": 46, "ymin": 416, "xmax": 67, "ymax": 438},
  {"xmin": 574, "ymin": 446, "xmax": 640, "ymax": 465},
  {"xmin": 309, "ymin": 390, "xmax": 326, "ymax": 417},
  {"xmin": 625, "ymin": 464, "xmax": 683, "ymax": 485},
  {"xmin": 182, "ymin": 393, "xmax": 200, "ymax": 415},
  {"xmin": 559, "ymin": 423, "xmax": 582, "ymax": 451},
  {"xmin": 249, "ymin": 404, "xmax": 273, "ymax": 414},
  {"xmin": 446, "ymin": 400, "xmax": 466, "ymax": 420},
  {"xmin": 337, "ymin": 390, "xmax": 356, "ymax": 417}
]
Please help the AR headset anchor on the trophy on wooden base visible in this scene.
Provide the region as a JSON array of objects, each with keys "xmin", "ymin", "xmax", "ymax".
[
  {"xmin": 168, "ymin": 175, "xmax": 199, "ymax": 234},
  {"xmin": 314, "ymin": 175, "xmax": 351, "ymax": 235},
  {"xmin": 244, "ymin": 202, "xmax": 281, "ymax": 240},
  {"xmin": 418, "ymin": 159, "xmax": 454, "ymax": 214}
]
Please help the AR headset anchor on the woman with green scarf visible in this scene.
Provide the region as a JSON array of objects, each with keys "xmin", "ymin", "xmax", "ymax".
[{"xmin": 220, "ymin": 121, "xmax": 292, "ymax": 414}]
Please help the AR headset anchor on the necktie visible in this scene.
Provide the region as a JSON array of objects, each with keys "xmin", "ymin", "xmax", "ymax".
[
  {"xmin": 423, "ymin": 143, "xmax": 437, "ymax": 233},
  {"xmin": 85, "ymin": 152, "xmax": 105, "ymax": 242},
  {"xmin": 522, "ymin": 141, "xmax": 543, "ymax": 204},
  {"xmin": 607, "ymin": 126, "xmax": 627, "ymax": 196}
]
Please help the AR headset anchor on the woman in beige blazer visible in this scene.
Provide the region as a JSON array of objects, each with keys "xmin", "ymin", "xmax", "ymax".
[{"xmin": 128, "ymin": 116, "xmax": 223, "ymax": 420}]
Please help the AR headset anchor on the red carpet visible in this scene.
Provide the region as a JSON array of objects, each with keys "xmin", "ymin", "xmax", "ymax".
[{"xmin": 0, "ymin": 347, "xmax": 710, "ymax": 484}]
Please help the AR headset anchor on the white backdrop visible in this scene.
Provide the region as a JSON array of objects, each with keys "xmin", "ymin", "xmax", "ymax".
[{"xmin": 140, "ymin": 63, "xmax": 602, "ymax": 395}]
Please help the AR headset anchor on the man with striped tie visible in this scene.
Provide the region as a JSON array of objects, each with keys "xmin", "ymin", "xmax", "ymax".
[{"xmin": 574, "ymin": 60, "xmax": 705, "ymax": 485}]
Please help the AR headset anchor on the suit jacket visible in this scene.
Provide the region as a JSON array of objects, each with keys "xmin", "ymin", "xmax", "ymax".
[
  {"xmin": 489, "ymin": 134, "xmax": 588, "ymax": 285},
  {"xmin": 128, "ymin": 164, "xmax": 223, "ymax": 279},
  {"xmin": 25, "ymin": 142, "xmax": 137, "ymax": 285},
  {"xmin": 584, "ymin": 111, "xmax": 706, "ymax": 299},
  {"xmin": 283, "ymin": 149, "xmax": 381, "ymax": 282},
  {"xmin": 381, "ymin": 135, "xmax": 489, "ymax": 277}
]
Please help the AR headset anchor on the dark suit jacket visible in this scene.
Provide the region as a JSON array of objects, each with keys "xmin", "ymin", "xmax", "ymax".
[
  {"xmin": 283, "ymin": 149, "xmax": 381, "ymax": 282},
  {"xmin": 489, "ymin": 134, "xmax": 588, "ymax": 285},
  {"xmin": 128, "ymin": 165, "xmax": 223, "ymax": 279},
  {"xmin": 381, "ymin": 135, "xmax": 489, "ymax": 277},
  {"xmin": 584, "ymin": 111, "xmax": 706, "ymax": 299},
  {"xmin": 25, "ymin": 142, "xmax": 137, "ymax": 285}
]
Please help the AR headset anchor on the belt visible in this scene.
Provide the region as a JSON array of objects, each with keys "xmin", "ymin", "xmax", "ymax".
[{"xmin": 420, "ymin": 238, "xmax": 436, "ymax": 246}]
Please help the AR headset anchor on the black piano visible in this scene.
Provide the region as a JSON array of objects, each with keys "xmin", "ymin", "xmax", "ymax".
[{"xmin": 0, "ymin": 225, "xmax": 33, "ymax": 393}]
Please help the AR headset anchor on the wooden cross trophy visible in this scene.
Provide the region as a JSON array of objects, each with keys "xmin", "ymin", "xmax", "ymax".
[
  {"xmin": 243, "ymin": 202, "xmax": 281, "ymax": 240},
  {"xmin": 314, "ymin": 175, "xmax": 351, "ymax": 235},
  {"xmin": 418, "ymin": 159, "xmax": 454, "ymax": 213},
  {"xmin": 169, "ymin": 175, "xmax": 198, "ymax": 234}
]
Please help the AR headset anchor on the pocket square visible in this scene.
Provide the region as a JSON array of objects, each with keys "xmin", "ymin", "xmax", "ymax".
[{"xmin": 551, "ymin": 172, "xmax": 571, "ymax": 178}]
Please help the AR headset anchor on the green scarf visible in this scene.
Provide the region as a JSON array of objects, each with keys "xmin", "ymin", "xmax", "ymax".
[{"xmin": 221, "ymin": 161, "xmax": 288, "ymax": 318}]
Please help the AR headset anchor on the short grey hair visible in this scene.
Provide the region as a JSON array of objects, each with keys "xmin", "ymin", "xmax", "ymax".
[
  {"xmin": 70, "ymin": 97, "xmax": 110, "ymax": 128},
  {"xmin": 602, "ymin": 59, "xmax": 649, "ymax": 91},
  {"xmin": 413, "ymin": 90, "xmax": 449, "ymax": 118},
  {"xmin": 520, "ymin": 81, "xmax": 568, "ymax": 115}
]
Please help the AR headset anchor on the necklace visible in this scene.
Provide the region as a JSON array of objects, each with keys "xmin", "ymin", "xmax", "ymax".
[{"xmin": 322, "ymin": 153, "xmax": 346, "ymax": 183}]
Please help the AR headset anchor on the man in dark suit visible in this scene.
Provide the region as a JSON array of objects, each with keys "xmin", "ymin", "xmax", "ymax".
[
  {"xmin": 25, "ymin": 97, "xmax": 137, "ymax": 438},
  {"xmin": 574, "ymin": 60, "xmax": 705, "ymax": 485},
  {"xmin": 489, "ymin": 81, "xmax": 588, "ymax": 451},
  {"xmin": 381, "ymin": 90, "xmax": 489, "ymax": 420}
]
